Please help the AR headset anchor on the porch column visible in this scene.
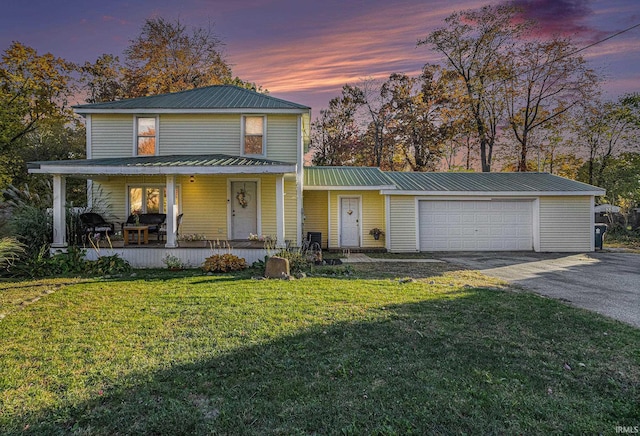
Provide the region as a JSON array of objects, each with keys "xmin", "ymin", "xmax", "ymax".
[
  {"xmin": 52, "ymin": 174, "xmax": 67, "ymax": 248},
  {"xmin": 276, "ymin": 175, "xmax": 285, "ymax": 247},
  {"xmin": 165, "ymin": 175, "xmax": 177, "ymax": 248}
]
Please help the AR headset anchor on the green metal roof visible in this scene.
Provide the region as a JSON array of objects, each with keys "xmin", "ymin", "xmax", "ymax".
[
  {"xmin": 28, "ymin": 154, "xmax": 296, "ymax": 175},
  {"xmin": 304, "ymin": 166, "xmax": 396, "ymax": 189},
  {"xmin": 384, "ymin": 171, "xmax": 605, "ymax": 194},
  {"xmin": 73, "ymin": 85, "xmax": 310, "ymax": 112}
]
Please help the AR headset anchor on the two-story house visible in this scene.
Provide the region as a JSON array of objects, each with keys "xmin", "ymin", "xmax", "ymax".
[{"xmin": 29, "ymin": 85, "xmax": 605, "ymax": 267}]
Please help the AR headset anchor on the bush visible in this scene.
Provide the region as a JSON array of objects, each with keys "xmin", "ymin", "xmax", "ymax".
[
  {"xmin": 3, "ymin": 245, "xmax": 131, "ymax": 278},
  {"xmin": 10, "ymin": 204, "xmax": 52, "ymax": 259},
  {"xmin": 89, "ymin": 254, "xmax": 131, "ymax": 275},
  {"xmin": 271, "ymin": 248, "xmax": 310, "ymax": 274},
  {"xmin": 0, "ymin": 237, "xmax": 25, "ymax": 271},
  {"xmin": 604, "ymin": 223, "xmax": 640, "ymax": 246},
  {"xmin": 202, "ymin": 254, "xmax": 247, "ymax": 273}
]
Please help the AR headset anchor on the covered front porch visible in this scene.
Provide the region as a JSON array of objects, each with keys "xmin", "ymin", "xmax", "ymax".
[{"xmin": 29, "ymin": 154, "xmax": 302, "ymax": 267}]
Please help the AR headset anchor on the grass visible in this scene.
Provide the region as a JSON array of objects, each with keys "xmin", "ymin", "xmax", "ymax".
[{"xmin": 1, "ymin": 263, "xmax": 639, "ymax": 435}]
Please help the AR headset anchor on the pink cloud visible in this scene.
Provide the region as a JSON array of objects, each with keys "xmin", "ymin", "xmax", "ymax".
[
  {"xmin": 101, "ymin": 15, "xmax": 130, "ymax": 26},
  {"xmin": 229, "ymin": 1, "xmax": 483, "ymax": 96}
]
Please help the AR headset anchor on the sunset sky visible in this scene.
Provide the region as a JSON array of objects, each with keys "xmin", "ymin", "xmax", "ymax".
[{"xmin": 1, "ymin": 0, "xmax": 638, "ymax": 112}]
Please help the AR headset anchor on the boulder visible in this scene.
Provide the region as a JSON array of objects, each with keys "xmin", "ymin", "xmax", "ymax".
[{"xmin": 265, "ymin": 256, "xmax": 290, "ymax": 279}]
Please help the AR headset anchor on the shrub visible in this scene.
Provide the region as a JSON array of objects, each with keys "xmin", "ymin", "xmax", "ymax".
[
  {"xmin": 47, "ymin": 246, "xmax": 88, "ymax": 274},
  {"xmin": 9, "ymin": 204, "xmax": 52, "ymax": 259},
  {"xmin": 0, "ymin": 237, "xmax": 25, "ymax": 271},
  {"xmin": 162, "ymin": 254, "xmax": 186, "ymax": 269},
  {"xmin": 202, "ymin": 254, "xmax": 247, "ymax": 273},
  {"xmin": 89, "ymin": 254, "xmax": 131, "ymax": 275},
  {"xmin": 272, "ymin": 248, "xmax": 310, "ymax": 274}
]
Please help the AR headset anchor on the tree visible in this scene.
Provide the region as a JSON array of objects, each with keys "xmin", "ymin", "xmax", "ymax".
[
  {"xmin": 420, "ymin": 4, "xmax": 525, "ymax": 172},
  {"xmin": 0, "ymin": 42, "xmax": 77, "ymax": 190},
  {"xmin": 573, "ymin": 95, "xmax": 639, "ymax": 186},
  {"xmin": 502, "ymin": 37, "xmax": 598, "ymax": 171},
  {"xmin": 80, "ymin": 53, "xmax": 125, "ymax": 103},
  {"xmin": 123, "ymin": 17, "xmax": 232, "ymax": 97},
  {"xmin": 311, "ymin": 90, "xmax": 362, "ymax": 166},
  {"xmin": 343, "ymin": 81, "xmax": 394, "ymax": 168},
  {"xmin": 0, "ymin": 42, "xmax": 76, "ymax": 154},
  {"xmin": 381, "ymin": 69, "xmax": 449, "ymax": 171}
]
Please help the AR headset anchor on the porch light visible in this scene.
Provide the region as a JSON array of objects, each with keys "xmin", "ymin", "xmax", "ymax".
[{"xmin": 190, "ymin": 175, "xmax": 195, "ymax": 183}]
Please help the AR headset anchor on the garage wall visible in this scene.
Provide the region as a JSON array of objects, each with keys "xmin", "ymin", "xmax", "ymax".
[
  {"xmin": 387, "ymin": 195, "xmax": 418, "ymax": 252},
  {"xmin": 539, "ymin": 196, "xmax": 593, "ymax": 252}
]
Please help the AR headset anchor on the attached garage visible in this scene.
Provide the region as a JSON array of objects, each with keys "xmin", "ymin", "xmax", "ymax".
[
  {"xmin": 384, "ymin": 172, "xmax": 606, "ymax": 253},
  {"xmin": 304, "ymin": 168, "xmax": 606, "ymax": 253},
  {"xmin": 418, "ymin": 199, "xmax": 534, "ymax": 251}
]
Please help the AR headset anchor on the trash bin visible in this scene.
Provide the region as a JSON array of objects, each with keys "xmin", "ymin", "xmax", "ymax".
[
  {"xmin": 307, "ymin": 232, "xmax": 321, "ymax": 247},
  {"xmin": 594, "ymin": 224, "xmax": 607, "ymax": 250}
]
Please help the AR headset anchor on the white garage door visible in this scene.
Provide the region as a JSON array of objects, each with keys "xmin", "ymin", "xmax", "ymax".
[{"xmin": 419, "ymin": 200, "xmax": 533, "ymax": 251}]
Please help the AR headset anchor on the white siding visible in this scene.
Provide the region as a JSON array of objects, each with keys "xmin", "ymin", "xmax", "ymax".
[
  {"xmin": 388, "ymin": 196, "xmax": 418, "ymax": 252},
  {"xmin": 91, "ymin": 115, "xmax": 133, "ymax": 158},
  {"xmin": 159, "ymin": 114, "xmax": 241, "ymax": 155},
  {"xmin": 266, "ymin": 115, "xmax": 298, "ymax": 163},
  {"xmin": 85, "ymin": 247, "xmax": 268, "ymax": 268},
  {"xmin": 539, "ymin": 196, "xmax": 592, "ymax": 252}
]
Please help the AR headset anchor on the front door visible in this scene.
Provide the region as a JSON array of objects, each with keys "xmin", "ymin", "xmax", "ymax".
[
  {"xmin": 340, "ymin": 197, "xmax": 360, "ymax": 247},
  {"xmin": 231, "ymin": 181, "xmax": 257, "ymax": 239}
]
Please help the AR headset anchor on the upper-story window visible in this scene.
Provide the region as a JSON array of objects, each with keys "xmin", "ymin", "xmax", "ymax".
[
  {"xmin": 243, "ymin": 115, "xmax": 265, "ymax": 156},
  {"xmin": 136, "ymin": 117, "xmax": 157, "ymax": 156}
]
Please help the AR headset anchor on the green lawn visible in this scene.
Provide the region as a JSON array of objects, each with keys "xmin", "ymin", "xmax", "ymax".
[{"xmin": 1, "ymin": 264, "xmax": 638, "ymax": 435}]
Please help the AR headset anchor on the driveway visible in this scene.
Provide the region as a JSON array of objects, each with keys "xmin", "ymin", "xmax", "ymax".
[{"xmin": 441, "ymin": 252, "xmax": 640, "ymax": 328}]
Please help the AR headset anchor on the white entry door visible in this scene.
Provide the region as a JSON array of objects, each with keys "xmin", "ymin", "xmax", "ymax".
[
  {"xmin": 231, "ymin": 181, "xmax": 257, "ymax": 239},
  {"xmin": 340, "ymin": 197, "xmax": 360, "ymax": 247}
]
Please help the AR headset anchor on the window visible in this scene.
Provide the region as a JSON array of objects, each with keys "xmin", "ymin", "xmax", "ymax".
[
  {"xmin": 243, "ymin": 116, "xmax": 265, "ymax": 155},
  {"xmin": 128, "ymin": 186, "xmax": 179, "ymax": 214},
  {"xmin": 136, "ymin": 117, "xmax": 156, "ymax": 156}
]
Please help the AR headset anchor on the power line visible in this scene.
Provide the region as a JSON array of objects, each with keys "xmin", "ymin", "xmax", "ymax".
[
  {"xmin": 570, "ymin": 21, "xmax": 640, "ymax": 57},
  {"xmin": 493, "ymin": 21, "xmax": 640, "ymax": 86}
]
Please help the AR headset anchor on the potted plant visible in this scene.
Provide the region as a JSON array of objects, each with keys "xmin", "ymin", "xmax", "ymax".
[
  {"xmin": 178, "ymin": 233, "xmax": 208, "ymax": 247},
  {"xmin": 369, "ymin": 228, "xmax": 385, "ymax": 240}
]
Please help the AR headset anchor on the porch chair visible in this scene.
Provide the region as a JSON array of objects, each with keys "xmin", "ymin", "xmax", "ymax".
[
  {"xmin": 79, "ymin": 212, "xmax": 114, "ymax": 235},
  {"xmin": 159, "ymin": 213, "xmax": 183, "ymax": 241}
]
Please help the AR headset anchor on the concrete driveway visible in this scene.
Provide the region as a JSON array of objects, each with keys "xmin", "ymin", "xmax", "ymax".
[{"xmin": 441, "ymin": 251, "xmax": 640, "ymax": 328}]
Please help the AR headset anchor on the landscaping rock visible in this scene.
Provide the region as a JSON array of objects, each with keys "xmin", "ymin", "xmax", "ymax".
[{"xmin": 265, "ymin": 256, "xmax": 290, "ymax": 279}]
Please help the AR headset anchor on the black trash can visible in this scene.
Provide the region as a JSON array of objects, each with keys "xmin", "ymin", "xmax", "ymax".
[
  {"xmin": 307, "ymin": 232, "xmax": 321, "ymax": 247},
  {"xmin": 594, "ymin": 224, "xmax": 607, "ymax": 250}
]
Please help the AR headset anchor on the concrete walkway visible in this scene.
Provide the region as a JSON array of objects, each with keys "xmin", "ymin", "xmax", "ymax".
[{"xmin": 341, "ymin": 253, "xmax": 443, "ymax": 263}]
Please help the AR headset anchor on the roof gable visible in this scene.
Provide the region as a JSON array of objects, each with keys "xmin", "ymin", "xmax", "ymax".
[{"xmin": 73, "ymin": 85, "xmax": 310, "ymax": 113}]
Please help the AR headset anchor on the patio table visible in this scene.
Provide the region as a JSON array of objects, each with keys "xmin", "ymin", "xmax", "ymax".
[{"xmin": 123, "ymin": 225, "xmax": 149, "ymax": 245}]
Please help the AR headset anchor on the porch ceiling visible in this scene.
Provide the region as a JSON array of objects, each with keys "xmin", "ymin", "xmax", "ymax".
[{"xmin": 27, "ymin": 154, "xmax": 297, "ymax": 176}]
